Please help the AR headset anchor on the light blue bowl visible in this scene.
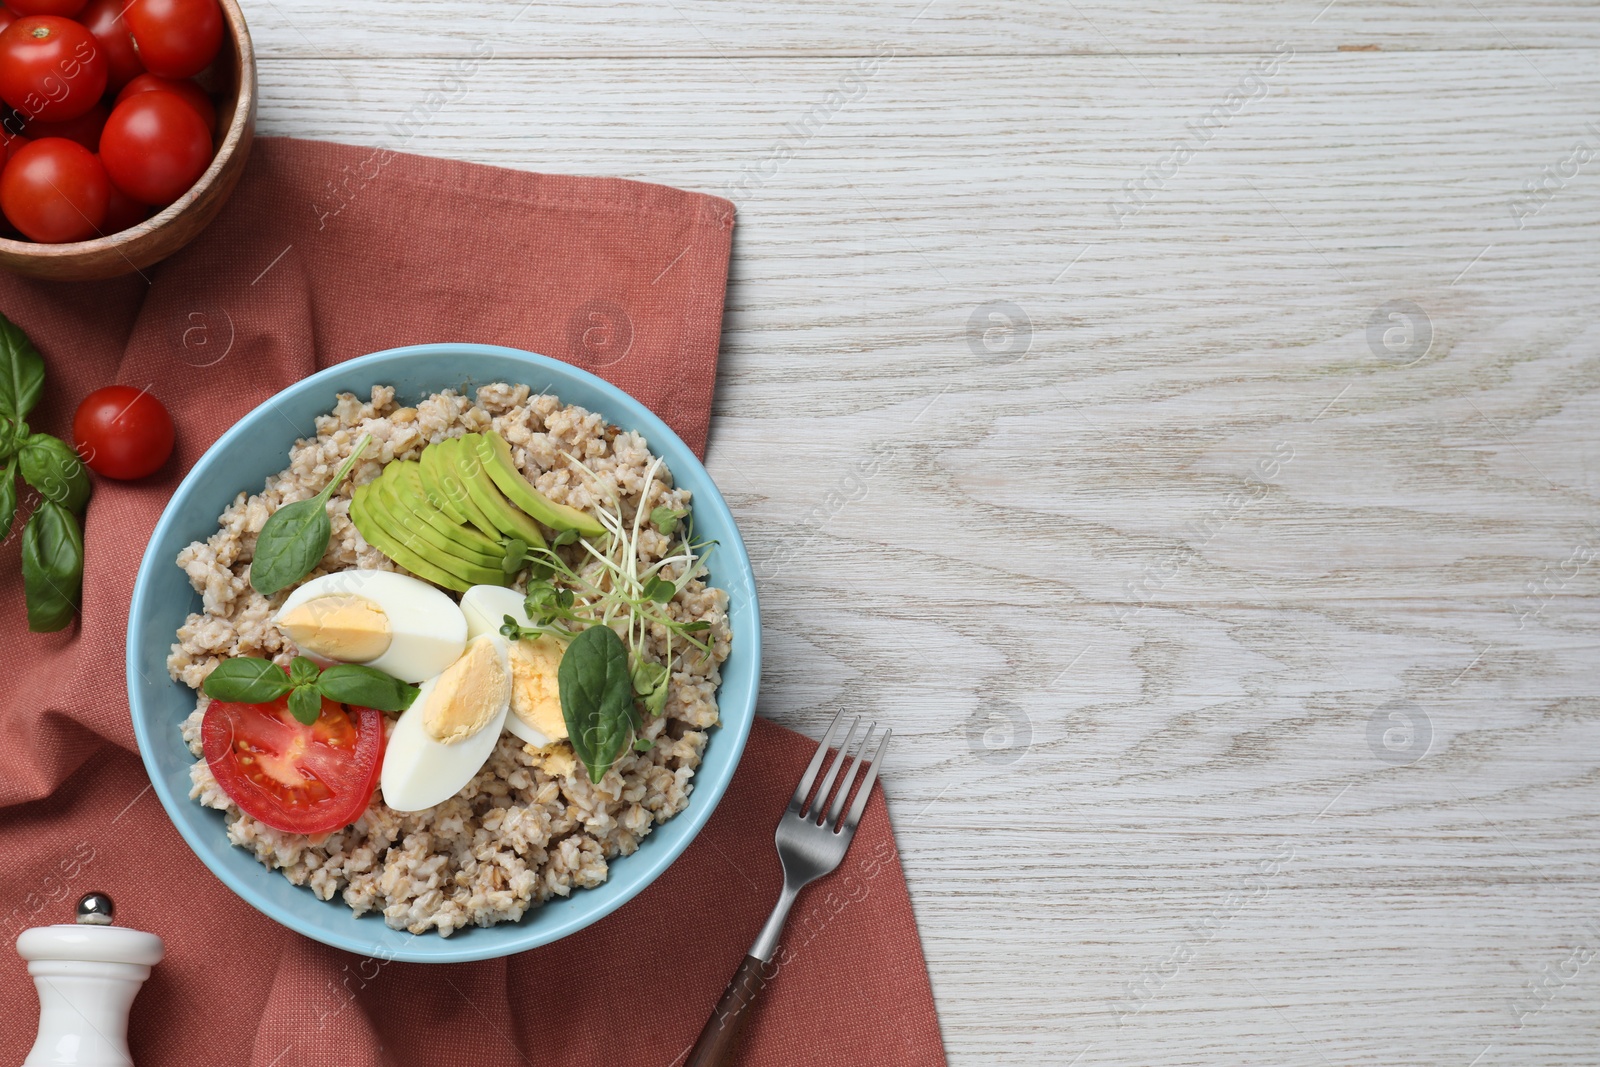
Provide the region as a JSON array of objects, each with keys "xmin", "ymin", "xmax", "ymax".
[{"xmin": 127, "ymin": 343, "xmax": 759, "ymax": 963}]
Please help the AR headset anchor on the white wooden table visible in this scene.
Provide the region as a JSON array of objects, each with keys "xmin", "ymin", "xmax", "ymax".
[{"xmin": 257, "ymin": 3, "xmax": 1600, "ymax": 1062}]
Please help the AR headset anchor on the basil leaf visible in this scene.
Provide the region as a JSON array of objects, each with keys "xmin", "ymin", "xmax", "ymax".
[
  {"xmin": 201, "ymin": 657, "xmax": 293, "ymax": 703},
  {"xmin": 17, "ymin": 433, "xmax": 90, "ymax": 516},
  {"xmin": 289, "ymin": 656, "xmax": 321, "ymax": 687},
  {"xmin": 250, "ymin": 434, "xmax": 371, "ymax": 596},
  {"xmin": 288, "ymin": 685, "xmax": 322, "ymax": 725},
  {"xmin": 0, "ymin": 312, "xmax": 44, "ymax": 422},
  {"xmin": 20, "ymin": 500, "xmax": 82, "ymax": 632},
  {"xmin": 317, "ymin": 663, "xmax": 419, "ymax": 712},
  {"xmin": 0, "ymin": 459, "xmax": 15, "ymax": 541},
  {"xmin": 0, "ymin": 415, "xmax": 25, "ymax": 461},
  {"xmin": 558, "ymin": 624, "xmax": 634, "ymax": 782}
]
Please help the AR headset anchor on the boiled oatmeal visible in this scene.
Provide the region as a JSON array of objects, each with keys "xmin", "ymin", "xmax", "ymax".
[{"xmin": 167, "ymin": 383, "xmax": 731, "ymax": 936}]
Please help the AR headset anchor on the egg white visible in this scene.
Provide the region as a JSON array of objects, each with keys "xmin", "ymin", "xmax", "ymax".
[
  {"xmin": 460, "ymin": 585, "xmax": 561, "ymax": 746},
  {"xmin": 380, "ymin": 634, "xmax": 512, "ymax": 813},
  {"xmin": 276, "ymin": 570, "xmax": 467, "ymax": 683}
]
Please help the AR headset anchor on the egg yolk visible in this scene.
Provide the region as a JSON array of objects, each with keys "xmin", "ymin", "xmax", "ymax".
[
  {"xmin": 278, "ymin": 595, "xmax": 393, "ymax": 662},
  {"xmin": 424, "ymin": 639, "xmax": 511, "ymax": 744},
  {"xmin": 508, "ymin": 636, "xmax": 569, "ymax": 741}
]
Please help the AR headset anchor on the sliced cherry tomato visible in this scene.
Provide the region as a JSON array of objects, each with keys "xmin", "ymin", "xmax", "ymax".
[
  {"xmin": 0, "ymin": 17, "xmax": 107, "ymax": 122},
  {"xmin": 7, "ymin": 0, "xmax": 87, "ymax": 15},
  {"xmin": 115, "ymin": 73, "xmax": 213, "ymax": 133},
  {"xmin": 202, "ymin": 697, "xmax": 385, "ymax": 835},
  {"xmin": 0, "ymin": 136, "xmax": 106, "ymax": 241},
  {"xmin": 77, "ymin": 0, "xmax": 142, "ymax": 91},
  {"xmin": 99, "ymin": 89, "xmax": 209, "ymax": 205},
  {"xmin": 99, "ymin": 178, "xmax": 145, "ymax": 231},
  {"xmin": 124, "ymin": 0, "xmax": 220, "ymax": 80},
  {"xmin": 23, "ymin": 98, "xmax": 107, "ymax": 150},
  {"xmin": 71, "ymin": 384, "xmax": 174, "ymax": 477}
]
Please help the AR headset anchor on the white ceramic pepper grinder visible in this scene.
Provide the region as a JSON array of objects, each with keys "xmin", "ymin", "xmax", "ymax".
[{"xmin": 14, "ymin": 893, "xmax": 164, "ymax": 1067}]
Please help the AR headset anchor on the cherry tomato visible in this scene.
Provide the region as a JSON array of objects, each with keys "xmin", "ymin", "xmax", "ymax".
[
  {"xmin": 124, "ymin": 0, "xmax": 220, "ymax": 80},
  {"xmin": 115, "ymin": 73, "xmax": 213, "ymax": 133},
  {"xmin": 202, "ymin": 697, "xmax": 385, "ymax": 835},
  {"xmin": 71, "ymin": 384, "xmax": 174, "ymax": 478},
  {"xmin": 1, "ymin": 132, "xmax": 28, "ymax": 165},
  {"xmin": 77, "ymin": 0, "xmax": 142, "ymax": 91},
  {"xmin": 99, "ymin": 90, "xmax": 209, "ymax": 205},
  {"xmin": 7, "ymin": 0, "xmax": 86, "ymax": 15},
  {"xmin": 23, "ymin": 98, "xmax": 107, "ymax": 150},
  {"xmin": 100, "ymin": 178, "xmax": 145, "ymax": 231},
  {"xmin": 0, "ymin": 137, "xmax": 106, "ymax": 241},
  {"xmin": 0, "ymin": 17, "xmax": 107, "ymax": 122}
]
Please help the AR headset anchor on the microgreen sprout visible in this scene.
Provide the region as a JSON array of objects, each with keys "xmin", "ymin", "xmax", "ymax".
[{"xmin": 497, "ymin": 452, "xmax": 715, "ymax": 718}]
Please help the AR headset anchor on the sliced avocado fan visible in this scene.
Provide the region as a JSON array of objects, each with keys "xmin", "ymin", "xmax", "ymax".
[
  {"xmin": 476, "ymin": 431, "xmax": 606, "ymax": 538},
  {"xmin": 347, "ymin": 430, "xmax": 607, "ymax": 591}
]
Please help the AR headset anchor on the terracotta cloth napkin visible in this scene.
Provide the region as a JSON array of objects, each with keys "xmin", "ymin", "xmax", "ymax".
[{"xmin": 0, "ymin": 138, "xmax": 946, "ymax": 1066}]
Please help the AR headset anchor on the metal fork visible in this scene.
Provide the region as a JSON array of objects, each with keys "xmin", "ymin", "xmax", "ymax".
[{"xmin": 684, "ymin": 710, "xmax": 892, "ymax": 1067}]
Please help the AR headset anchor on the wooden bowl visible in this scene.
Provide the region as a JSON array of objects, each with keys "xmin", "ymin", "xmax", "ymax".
[{"xmin": 0, "ymin": 0, "xmax": 257, "ymax": 282}]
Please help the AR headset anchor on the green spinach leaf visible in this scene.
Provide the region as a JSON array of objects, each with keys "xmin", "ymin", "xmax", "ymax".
[
  {"xmin": 0, "ymin": 312, "xmax": 44, "ymax": 422},
  {"xmin": 558, "ymin": 623, "xmax": 634, "ymax": 782},
  {"xmin": 17, "ymin": 433, "xmax": 90, "ymax": 515},
  {"xmin": 202, "ymin": 657, "xmax": 294, "ymax": 704},
  {"xmin": 317, "ymin": 663, "xmax": 419, "ymax": 713},
  {"xmin": 20, "ymin": 500, "xmax": 83, "ymax": 632},
  {"xmin": 250, "ymin": 434, "xmax": 371, "ymax": 596}
]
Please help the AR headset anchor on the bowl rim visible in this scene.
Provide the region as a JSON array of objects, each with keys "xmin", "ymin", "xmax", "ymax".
[
  {"xmin": 0, "ymin": 0, "xmax": 256, "ymax": 260},
  {"xmin": 126, "ymin": 343, "xmax": 760, "ymax": 963}
]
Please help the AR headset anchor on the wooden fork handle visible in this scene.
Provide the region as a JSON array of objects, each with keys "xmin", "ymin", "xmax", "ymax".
[{"xmin": 685, "ymin": 953, "xmax": 770, "ymax": 1066}]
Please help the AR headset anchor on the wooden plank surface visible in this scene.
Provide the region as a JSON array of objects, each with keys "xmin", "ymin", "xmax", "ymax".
[{"xmin": 249, "ymin": 3, "xmax": 1600, "ymax": 1063}]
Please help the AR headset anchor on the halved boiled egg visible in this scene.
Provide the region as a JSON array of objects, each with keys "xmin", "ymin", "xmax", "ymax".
[
  {"xmin": 380, "ymin": 634, "xmax": 511, "ymax": 812},
  {"xmin": 460, "ymin": 585, "xmax": 570, "ymax": 747},
  {"xmin": 274, "ymin": 570, "xmax": 467, "ymax": 683}
]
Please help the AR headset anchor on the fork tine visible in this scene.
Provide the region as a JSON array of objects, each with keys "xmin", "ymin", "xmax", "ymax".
[
  {"xmin": 788, "ymin": 708, "xmax": 845, "ymax": 813},
  {"xmin": 838, "ymin": 728, "xmax": 891, "ymax": 836},
  {"xmin": 824, "ymin": 723, "xmax": 876, "ymax": 828},
  {"xmin": 805, "ymin": 716, "xmax": 860, "ymax": 820}
]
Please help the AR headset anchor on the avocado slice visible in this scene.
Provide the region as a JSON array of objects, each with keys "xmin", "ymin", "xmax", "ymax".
[
  {"xmin": 476, "ymin": 431, "xmax": 606, "ymax": 538},
  {"xmin": 352, "ymin": 482, "xmax": 509, "ymax": 587},
  {"xmin": 370, "ymin": 467, "xmax": 504, "ymax": 569},
  {"xmin": 417, "ymin": 439, "xmax": 470, "ymax": 526},
  {"xmin": 385, "ymin": 461, "xmax": 504, "ymax": 558},
  {"xmin": 449, "ymin": 434, "xmax": 549, "ymax": 548},
  {"xmin": 424, "ymin": 438, "xmax": 501, "ymax": 542},
  {"xmin": 349, "ymin": 485, "xmax": 471, "ymax": 592}
]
